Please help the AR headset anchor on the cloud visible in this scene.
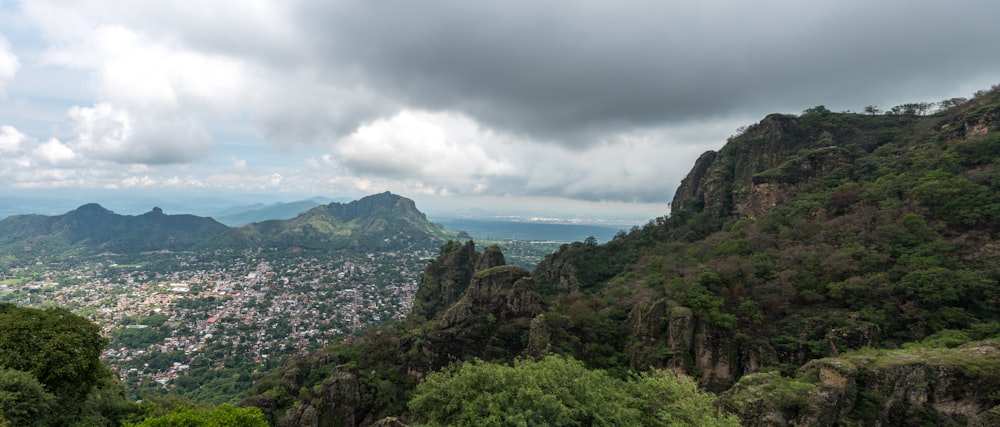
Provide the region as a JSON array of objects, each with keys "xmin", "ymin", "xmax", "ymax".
[
  {"xmin": 0, "ymin": 125, "xmax": 26, "ymax": 154},
  {"xmin": 68, "ymin": 102, "xmax": 211, "ymax": 164},
  {"xmin": 294, "ymin": 1, "xmax": 1000, "ymax": 146},
  {"xmin": 33, "ymin": 138, "xmax": 76, "ymax": 165},
  {"xmin": 0, "ymin": 34, "xmax": 19, "ymax": 95},
  {"xmin": 4, "ymin": 1, "xmax": 1000, "ymax": 218},
  {"xmin": 333, "ymin": 110, "xmax": 517, "ymax": 194}
]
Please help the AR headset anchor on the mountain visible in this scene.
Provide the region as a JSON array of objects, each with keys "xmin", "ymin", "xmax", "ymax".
[
  {"xmin": 0, "ymin": 192, "xmax": 453, "ymax": 264},
  {"xmin": 236, "ymin": 192, "xmax": 453, "ymax": 252},
  {"xmin": 244, "ymin": 87, "xmax": 1000, "ymax": 426},
  {"xmin": 0, "ymin": 204, "xmax": 230, "ymax": 260},
  {"xmin": 211, "ymin": 200, "xmax": 323, "ymax": 227}
]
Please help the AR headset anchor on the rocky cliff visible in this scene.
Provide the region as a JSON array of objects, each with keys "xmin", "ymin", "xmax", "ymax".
[
  {"xmin": 670, "ymin": 112, "xmax": 862, "ymax": 227},
  {"xmin": 721, "ymin": 341, "xmax": 1000, "ymax": 426}
]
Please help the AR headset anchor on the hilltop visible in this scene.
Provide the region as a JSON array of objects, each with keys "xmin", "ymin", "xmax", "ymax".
[{"xmin": 245, "ymin": 86, "xmax": 1000, "ymax": 425}]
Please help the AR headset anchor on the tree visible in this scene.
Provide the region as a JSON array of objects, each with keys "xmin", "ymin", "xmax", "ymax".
[
  {"xmin": 888, "ymin": 102, "xmax": 933, "ymax": 116},
  {"xmin": 408, "ymin": 355, "xmax": 738, "ymax": 427},
  {"xmin": 938, "ymin": 97, "xmax": 968, "ymax": 111},
  {"xmin": 0, "ymin": 368, "xmax": 55, "ymax": 427},
  {"xmin": 128, "ymin": 404, "xmax": 268, "ymax": 427},
  {"xmin": 0, "ymin": 304, "xmax": 107, "ymax": 401},
  {"xmin": 802, "ymin": 105, "xmax": 831, "ymax": 116},
  {"xmin": 0, "ymin": 304, "xmax": 134, "ymax": 425},
  {"xmin": 863, "ymin": 105, "xmax": 881, "ymax": 115}
]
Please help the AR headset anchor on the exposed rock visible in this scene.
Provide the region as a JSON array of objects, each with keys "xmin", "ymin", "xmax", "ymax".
[
  {"xmin": 532, "ymin": 244, "xmax": 584, "ymax": 294},
  {"xmin": 475, "ymin": 244, "xmax": 506, "ymax": 271},
  {"xmin": 412, "ymin": 240, "xmax": 477, "ymax": 320},
  {"xmin": 671, "ymin": 114, "xmax": 855, "ymax": 226},
  {"xmin": 524, "ymin": 313, "xmax": 552, "ymax": 360},
  {"xmin": 280, "ymin": 404, "xmax": 319, "ymax": 427},
  {"xmin": 371, "ymin": 417, "xmax": 409, "ymax": 427},
  {"xmin": 666, "ymin": 306, "xmax": 696, "ymax": 371},
  {"xmin": 429, "ymin": 266, "xmax": 544, "ymax": 363},
  {"xmin": 440, "ymin": 266, "xmax": 543, "ymax": 329},
  {"xmin": 721, "ymin": 341, "xmax": 1000, "ymax": 426},
  {"xmin": 319, "ymin": 369, "xmax": 361, "ymax": 427}
]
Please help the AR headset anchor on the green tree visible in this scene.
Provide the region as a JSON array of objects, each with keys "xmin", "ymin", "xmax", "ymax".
[
  {"xmin": 408, "ymin": 355, "xmax": 737, "ymax": 427},
  {"xmin": 0, "ymin": 304, "xmax": 134, "ymax": 425},
  {"xmin": 127, "ymin": 404, "xmax": 268, "ymax": 427},
  {"xmin": 0, "ymin": 304, "xmax": 108, "ymax": 401},
  {"xmin": 0, "ymin": 368, "xmax": 55, "ymax": 427}
]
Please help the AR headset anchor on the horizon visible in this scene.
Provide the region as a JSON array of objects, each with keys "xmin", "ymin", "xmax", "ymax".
[
  {"xmin": 0, "ymin": 189, "xmax": 665, "ymax": 226},
  {"xmin": 2, "ymin": 1, "xmax": 999, "ymax": 223}
]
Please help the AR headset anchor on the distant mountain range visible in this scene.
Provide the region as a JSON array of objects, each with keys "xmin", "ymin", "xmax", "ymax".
[
  {"xmin": 210, "ymin": 200, "xmax": 325, "ymax": 227},
  {"xmin": 0, "ymin": 192, "xmax": 454, "ymax": 264}
]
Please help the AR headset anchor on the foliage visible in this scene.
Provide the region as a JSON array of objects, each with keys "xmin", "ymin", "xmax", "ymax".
[
  {"xmin": 127, "ymin": 404, "xmax": 267, "ymax": 427},
  {"xmin": 0, "ymin": 368, "xmax": 55, "ymax": 427},
  {"xmin": 408, "ymin": 355, "xmax": 738, "ymax": 427},
  {"xmin": 0, "ymin": 303, "xmax": 107, "ymax": 400},
  {"xmin": 0, "ymin": 304, "xmax": 136, "ymax": 426}
]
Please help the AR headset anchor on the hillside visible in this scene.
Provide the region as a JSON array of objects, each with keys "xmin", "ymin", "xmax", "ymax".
[
  {"xmin": 244, "ymin": 87, "xmax": 1000, "ymax": 425},
  {"xmin": 237, "ymin": 192, "xmax": 453, "ymax": 252},
  {"xmin": 0, "ymin": 192, "xmax": 454, "ymax": 265},
  {"xmin": 0, "ymin": 204, "xmax": 230, "ymax": 261}
]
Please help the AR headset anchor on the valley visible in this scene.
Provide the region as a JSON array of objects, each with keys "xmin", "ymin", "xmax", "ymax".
[
  {"xmin": 1, "ymin": 248, "xmax": 434, "ymax": 403},
  {"xmin": 0, "ymin": 206, "xmax": 575, "ymax": 404}
]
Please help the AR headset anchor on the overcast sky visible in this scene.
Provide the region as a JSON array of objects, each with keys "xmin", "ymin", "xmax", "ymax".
[{"xmin": 1, "ymin": 1, "xmax": 998, "ymax": 222}]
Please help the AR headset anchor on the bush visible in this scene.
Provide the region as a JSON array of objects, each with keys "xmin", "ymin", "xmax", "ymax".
[{"xmin": 408, "ymin": 355, "xmax": 738, "ymax": 427}]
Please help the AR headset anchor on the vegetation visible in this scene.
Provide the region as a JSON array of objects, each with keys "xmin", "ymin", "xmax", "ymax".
[
  {"xmin": 409, "ymin": 355, "xmax": 738, "ymax": 427},
  {"xmin": 0, "ymin": 303, "xmax": 136, "ymax": 426},
  {"xmin": 126, "ymin": 404, "xmax": 267, "ymax": 427}
]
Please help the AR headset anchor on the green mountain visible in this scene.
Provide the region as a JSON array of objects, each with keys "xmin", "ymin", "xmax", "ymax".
[
  {"xmin": 236, "ymin": 192, "xmax": 453, "ymax": 252},
  {"xmin": 0, "ymin": 204, "xmax": 230, "ymax": 260},
  {"xmin": 0, "ymin": 192, "xmax": 453, "ymax": 264},
  {"xmin": 245, "ymin": 87, "xmax": 1000, "ymax": 426}
]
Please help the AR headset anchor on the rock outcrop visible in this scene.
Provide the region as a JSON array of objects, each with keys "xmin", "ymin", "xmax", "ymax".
[
  {"xmin": 670, "ymin": 113, "xmax": 855, "ymax": 226},
  {"xmin": 411, "ymin": 240, "xmax": 478, "ymax": 319},
  {"xmin": 721, "ymin": 341, "xmax": 1000, "ymax": 426},
  {"xmin": 627, "ymin": 298, "xmax": 778, "ymax": 392}
]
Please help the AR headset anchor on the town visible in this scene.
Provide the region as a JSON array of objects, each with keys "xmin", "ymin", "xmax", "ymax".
[{"xmin": 0, "ymin": 246, "xmax": 440, "ymax": 403}]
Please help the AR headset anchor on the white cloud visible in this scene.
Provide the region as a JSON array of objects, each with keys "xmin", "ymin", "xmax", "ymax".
[
  {"xmin": 0, "ymin": 34, "xmax": 19, "ymax": 96},
  {"xmin": 68, "ymin": 102, "xmax": 211, "ymax": 164},
  {"xmin": 0, "ymin": 125, "xmax": 26, "ymax": 153},
  {"xmin": 33, "ymin": 138, "xmax": 76, "ymax": 165},
  {"xmin": 333, "ymin": 110, "xmax": 517, "ymax": 194}
]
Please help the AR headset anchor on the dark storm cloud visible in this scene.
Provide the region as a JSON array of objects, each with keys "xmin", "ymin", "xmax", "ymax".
[{"xmin": 297, "ymin": 1, "xmax": 1000, "ymax": 145}]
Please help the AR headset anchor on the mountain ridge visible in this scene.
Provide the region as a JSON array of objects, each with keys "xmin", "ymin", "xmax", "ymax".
[{"xmin": 0, "ymin": 192, "xmax": 453, "ymax": 264}]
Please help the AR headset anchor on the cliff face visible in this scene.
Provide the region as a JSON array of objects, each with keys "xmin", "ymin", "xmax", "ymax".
[
  {"xmin": 411, "ymin": 240, "xmax": 478, "ymax": 320},
  {"xmin": 721, "ymin": 341, "xmax": 1000, "ymax": 426},
  {"xmin": 626, "ymin": 298, "xmax": 779, "ymax": 392},
  {"xmin": 670, "ymin": 112, "xmax": 868, "ymax": 227}
]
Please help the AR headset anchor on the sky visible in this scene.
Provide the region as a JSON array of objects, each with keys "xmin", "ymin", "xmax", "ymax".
[{"xmin": 1, "ymin": 1, "xmax": 999, "ymax": 223}]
